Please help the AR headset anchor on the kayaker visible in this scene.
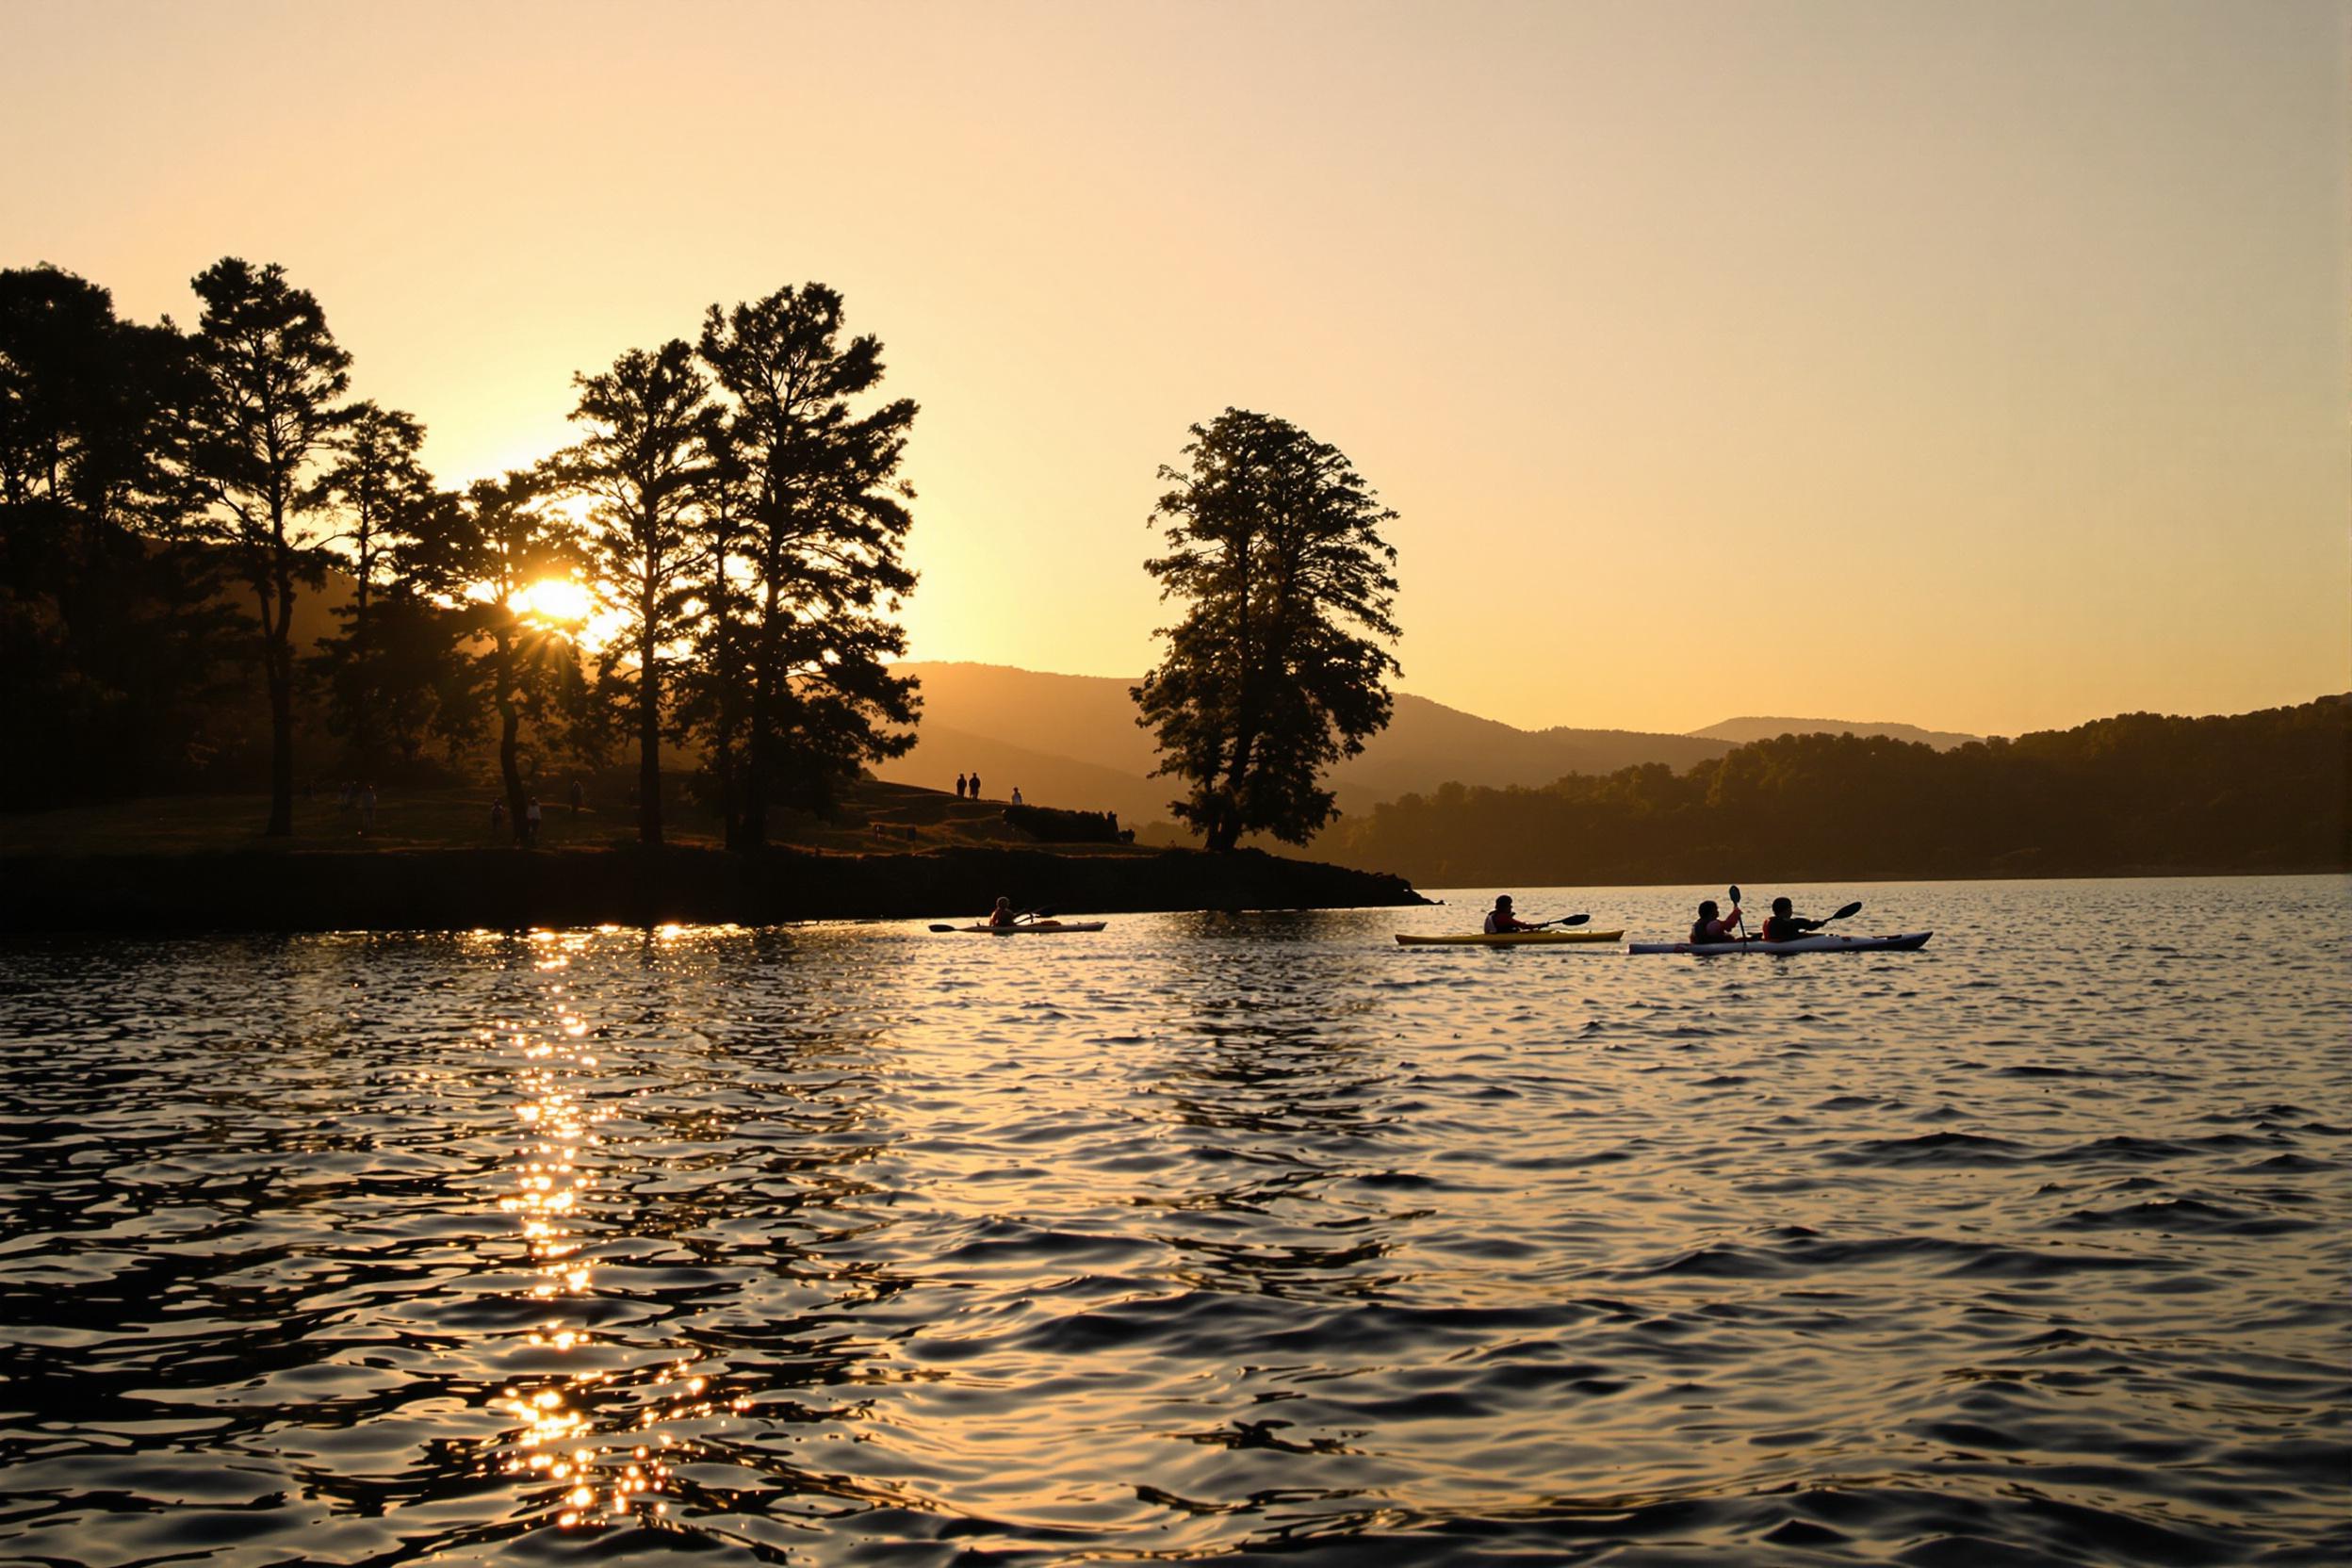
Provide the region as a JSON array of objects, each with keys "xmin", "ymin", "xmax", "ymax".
[
  {"xmin": 1760, "ymin": 897, "xmax": 1826, "ymax": 942},
  {"xmin": 986, "ymin": 895, "xmax": 1018, "ymax": 928},
  {"xmin": 1690, "ymin": 898, "xmax": 1744, "ymax": 944},
  {"xmin": 1484, "ymin": 895, "xmax": 1540, "ymax": 934}
]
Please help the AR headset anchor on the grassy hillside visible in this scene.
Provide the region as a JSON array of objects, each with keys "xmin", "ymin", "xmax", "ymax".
[{"xmin": 0, "ymin": 776, "xmax": 1129, "ymax": 859}]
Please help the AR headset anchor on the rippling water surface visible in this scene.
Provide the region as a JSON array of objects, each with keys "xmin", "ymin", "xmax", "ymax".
[{"xmin": 0, "ymin": 875, "xmax": 2344, "ymax": 1565}]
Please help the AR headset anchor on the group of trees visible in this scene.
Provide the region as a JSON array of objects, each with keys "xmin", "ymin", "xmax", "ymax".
[
  {"xmin": 1315, "ymin": 697, "xmax": 2352, "ymax": 885},
  {"xmin": 6, "ymin": 256, "xmax": 1410, "ymax": 853},
  {"xmin": 2, "ymin": 261, "xmax": 923, "ymax": 846}
]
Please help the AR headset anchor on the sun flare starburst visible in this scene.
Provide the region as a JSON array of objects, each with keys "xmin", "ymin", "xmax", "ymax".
[{"xmin": 514, "ymin": 578, "xmax": 596, "ymax": 628}]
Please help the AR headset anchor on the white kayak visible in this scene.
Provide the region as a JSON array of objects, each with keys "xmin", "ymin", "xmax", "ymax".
[
  {"xmin": 946, "ymin": 920, "xmax": 1107, "ymax": 935},
  {"xmin": 1628, "ymin": 931, "xmax": 1933, "ymax": 956}
]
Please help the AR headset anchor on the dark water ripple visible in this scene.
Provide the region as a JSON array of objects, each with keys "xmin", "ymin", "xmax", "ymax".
[{"xmin": 0, "ymin": 876, "xmax": 2344, "ymax": 1565}]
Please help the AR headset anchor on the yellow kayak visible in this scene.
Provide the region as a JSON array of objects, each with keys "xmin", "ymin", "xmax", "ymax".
[{"xmin": 1395, "ymin": 929, "xmax": 1624, "ymax": 946}]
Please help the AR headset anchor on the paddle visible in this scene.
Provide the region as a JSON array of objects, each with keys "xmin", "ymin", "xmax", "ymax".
[
  {"xmin": 1743, "ymin": 899, "xmax": 1863, "ymax": 942},
  {"xmin": 1729, "ymin": 884, "xmax": 1749, "ymax": 939},
  {"xmin": 1534, "ymin": 913, "xmax": 1591, "ymax": 929}
]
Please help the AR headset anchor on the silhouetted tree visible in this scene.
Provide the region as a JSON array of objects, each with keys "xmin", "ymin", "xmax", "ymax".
[
  {"xmin": 676, "ymin": 414, "xmax": 756, "ymax": 845},
  {"xmin": 0, "ymin": 264, "xmax": 238, "ymax": 808},
  {"xmin": 551, "ymin": 340, "xmax": 709, "ymax": 845},
  {"xmin": 697, "ymin": 284, "xmax": 920, "ymax": 845},
  {"xmin": 182, "ymin": 258, "xmax": 353, "ymax": 835},
  {"xmin": 1134, "ymin": 408, "xmax": 1401, "ymax": 851},
  {"xmin": 312, "ymin": 401, "xmax": 435, "ymax": 771},
  {"xmin": 406, "ymin": 470, "xmax": 582, "ymax": 842}
]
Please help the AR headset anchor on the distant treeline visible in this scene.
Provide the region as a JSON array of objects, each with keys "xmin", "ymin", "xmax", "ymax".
[{"xmin": 1315, "ymin": 698, "xmax": 2351, "ymax": 885}]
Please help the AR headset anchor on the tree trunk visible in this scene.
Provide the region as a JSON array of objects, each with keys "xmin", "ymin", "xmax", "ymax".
[
  {"xmin": 497, "ymin": 637, "xmax": 529, "ymax": 846},
  {"xmin": 350, "ymin": 541, "xmax": 373, "ymax": 770},
  {"xmin": 260, "ymin": 575, "xmax": 296, "ymax": 838},
  {"xmin": 267, "ymin": 636, "xmax": 296, "ymax": 838},
  {"xmin": 738, "ymin": 576, "xmax": 783, "ymax": 851},
  {"xmin": 637, "ymin": 617, "xmax": 662, "ymax": 847}
]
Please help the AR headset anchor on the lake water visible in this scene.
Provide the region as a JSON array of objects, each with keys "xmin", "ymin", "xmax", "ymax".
[{"xmin": 0, "ymin": 874, "xmax": 2344, "ymax": 1566}]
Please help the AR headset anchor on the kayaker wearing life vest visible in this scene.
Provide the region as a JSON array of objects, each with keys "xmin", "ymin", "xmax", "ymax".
[
  {"xmin": 1690, "ymin": 898, "xmax": 1743, "ymax": 944},
  {"xmin": 1484, "ymin": 895, "xmax": 1540, "ymax": 934},
  {"xmin": 1760, "ymin": 897, "xmax": 1826, "ymax": 942}
]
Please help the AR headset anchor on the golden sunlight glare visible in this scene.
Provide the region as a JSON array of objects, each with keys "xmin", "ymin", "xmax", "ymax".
[{"xmin": 514, "ymin": 578, "xmax": 597, "ymax": 628}]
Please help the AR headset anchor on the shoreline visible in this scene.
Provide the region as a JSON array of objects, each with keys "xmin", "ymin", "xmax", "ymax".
[{"xmin": 0, "ymin": 844, "xmax": 1429, "ymax": 936}]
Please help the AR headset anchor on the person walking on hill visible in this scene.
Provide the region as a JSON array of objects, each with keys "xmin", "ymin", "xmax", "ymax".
[
  {"xmin": 968, "ymin": 772, "xmax": 983, "ymax": 800},
  {"xmin": 1010, "ymin": 786, "xmax": 1023, "ymax": 806},
  {"xmin": 956, "ymin": 773, "xmax": 967, "ymax": 799}
]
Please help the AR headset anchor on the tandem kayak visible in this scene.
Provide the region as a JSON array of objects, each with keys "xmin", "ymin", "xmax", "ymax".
[
  {"xmin": 946, "ymin": 921, "xmax": 1107, "ymax": 935},
  {"xmin": 1627, "ymin": 931, "xmax": 1932, "ymax": 955},
  {"xmin": 1396, "ymin": 929, "xmax": 1625, "ymax": 946}
]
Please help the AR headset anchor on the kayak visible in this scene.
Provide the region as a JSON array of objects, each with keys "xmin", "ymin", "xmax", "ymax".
[
  {"xmin": 1627, "ymin": 931, "xmax": 1933, "ymax": 955},
  {"xmin": 1396, "ymin": 929, "xmax": 1625, "ymax": 946},
  {"xmin": 947, "ymin": 921, "xmax": 1107, "ymax": 935}
]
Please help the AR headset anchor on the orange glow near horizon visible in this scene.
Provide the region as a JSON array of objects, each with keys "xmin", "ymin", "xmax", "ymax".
[{"xmin": 7, "ymin": 2, "xmax": 2343, "ymax": 737}]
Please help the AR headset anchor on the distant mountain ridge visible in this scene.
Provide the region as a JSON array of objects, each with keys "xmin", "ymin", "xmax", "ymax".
[
  {"xmin": 1690, "ymin": 716, "xmax": 1981, "ymax": 751},
  {"xmin": 878, "ymin": 662, "xmax": 1734, "ymax": 825},
  {"xmin": 877, "ymin": 663, "xmax": 1995, "ymax": 825}
]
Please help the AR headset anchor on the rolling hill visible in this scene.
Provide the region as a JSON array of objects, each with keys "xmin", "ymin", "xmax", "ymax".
[{"xmin": 875, "ymin": 662, "xmax": 1736, "ymax": 826}]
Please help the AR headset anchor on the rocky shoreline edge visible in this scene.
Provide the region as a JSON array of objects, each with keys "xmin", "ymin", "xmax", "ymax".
[{"xmin": 1, "ymin": 845, "xmax": 1429, "ymax": 936}]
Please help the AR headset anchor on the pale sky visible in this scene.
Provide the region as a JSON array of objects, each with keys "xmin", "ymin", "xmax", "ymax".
[{"xmin": 7, "ymin": 0, "xmax": 2345, "ymax": 736}]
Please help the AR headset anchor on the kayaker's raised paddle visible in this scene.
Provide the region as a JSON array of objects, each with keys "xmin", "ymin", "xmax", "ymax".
[
  {"xmin": 1535, "ymin": 913, "xmax": 1592, "ymax": 929},
  {"xmin": 1825, "ymin": 900, "xmax": 1863, "ymax": 923},
  {"xmin": 1729, "ymin": 885, "xmax": 1749, "ymax": 939}
]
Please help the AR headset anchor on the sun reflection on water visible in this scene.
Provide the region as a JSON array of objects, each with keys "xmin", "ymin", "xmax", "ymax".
[{"xmin": 470, "ymin": 932, "xmax": 725, "ymax": 1533}]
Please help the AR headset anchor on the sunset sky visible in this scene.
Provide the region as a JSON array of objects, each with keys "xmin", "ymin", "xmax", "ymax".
[{"xmin": 8, "ymin": 0, "xmax": 2344, "ymax": 737}]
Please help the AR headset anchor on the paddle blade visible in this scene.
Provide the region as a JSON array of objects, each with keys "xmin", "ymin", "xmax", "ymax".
[
  {"xmin": 1561, "ymin": 913, "xmax": 1591, "ymax": 925},
  {"xmin": 1830, "ymin": 901, "xmax": 1863, "ymax": 922},
  {"xmin": 1728, "ymin": 884, "xmax": 1742, "ymax": 905},
  {"xmin": 927, "ymin": 924, "xmax": 956, "ymax": 933}
]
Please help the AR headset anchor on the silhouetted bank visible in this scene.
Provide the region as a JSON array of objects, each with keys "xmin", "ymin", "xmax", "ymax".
[{"xmin": 0, "ymin": 846, "xmax": 1427, "ymax": 935}]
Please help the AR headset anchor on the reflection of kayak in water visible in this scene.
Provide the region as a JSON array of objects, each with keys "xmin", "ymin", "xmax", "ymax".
[
  {"xmin": 948, "ymin": 921, "xmax": 1108, "ymax": 935},
  {"xmin": 1628, "ymin": 932, "xmax": 1933, "ymax": 955},
  {"xmin": 1395, "ymin": 930, "xmax": 1625, "ymax": 946}
]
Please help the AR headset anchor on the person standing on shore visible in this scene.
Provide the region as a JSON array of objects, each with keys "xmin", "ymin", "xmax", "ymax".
[
  {"xmin": 569, "ymin": 779, "xmax": 583, "ymax": 815},
  {"xmin": 526, "ymin": 796, "xmax": 543, "ymax": 847},
  {"xmin": 969, "ymin": 772, "xmax": 983, "ymax": 800},
  {"xmin": 489, "ymin": 798, "xmax": 505, "ymax": 838},
  {"xmin": 956, "ymin": 773, "xmax": 967, "ymax": 799}
]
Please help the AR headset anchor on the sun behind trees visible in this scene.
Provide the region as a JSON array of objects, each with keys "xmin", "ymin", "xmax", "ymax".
[
  {"xmin": 1134, "ymin": 409, "xmax": 1402, "ymax": 852},
  {"xmin": 1, "ymin": 258, "xmax": 923, "ymax": 847}
]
